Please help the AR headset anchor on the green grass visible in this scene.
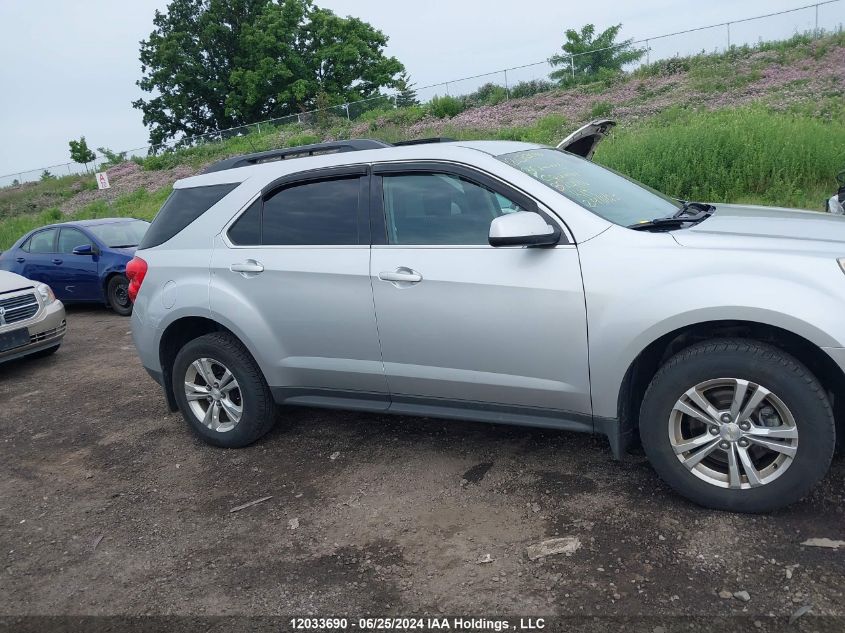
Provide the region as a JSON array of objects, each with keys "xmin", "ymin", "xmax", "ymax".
[
  {"xmin": 0, "ymin": 187, "xmax": 170, "ymax": 250},
  {"xmin": 593, "ymin": 106, "xmax": 845, "ymax": 209}
]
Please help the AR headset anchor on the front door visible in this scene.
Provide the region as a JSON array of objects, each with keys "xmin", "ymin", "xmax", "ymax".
[
  {"xmin": 369, "ymin": 165, "xmax": 591, "ymax": 415},
  {"xmin": 210, "ymin": 167, "xmax": 389, "ymax": 407},
  {"xmin": 53, "ymin": 227, "xmax": 100, "ymax": 301}
]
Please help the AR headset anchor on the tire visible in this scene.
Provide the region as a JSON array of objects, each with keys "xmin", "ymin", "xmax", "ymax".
[
  {"xmin": 639, "ymin": 338, "xmax": 835, "ymax": 513},
  {"xmin": 171, "ymin": 332, "xmax": 276, "ymax": 448},
  {"xmin": 107, "ymin": 274, "xmax": 132, "ymax": 317}
]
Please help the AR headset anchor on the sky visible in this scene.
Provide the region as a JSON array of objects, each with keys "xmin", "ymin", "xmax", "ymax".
[{"xmin": 0, "ymin": 0, "xmax": 840, "ymax": 178}]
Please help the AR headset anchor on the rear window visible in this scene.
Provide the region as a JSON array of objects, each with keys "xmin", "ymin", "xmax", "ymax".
[{"xmin": 139, "ymin": 183, "xmax": 238, "ymax": 249}]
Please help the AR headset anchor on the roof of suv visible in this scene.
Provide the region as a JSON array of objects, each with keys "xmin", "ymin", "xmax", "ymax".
[{"xmin": 177, "ymin": 140, "xmax": 544, "ymax": 190}]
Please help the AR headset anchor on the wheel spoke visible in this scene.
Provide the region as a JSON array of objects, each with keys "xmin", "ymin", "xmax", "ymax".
[
  {"xmin": 683, "ymin": 387, "xmax": 722, "ymax": 425},
  {"xmin": 736, "ymin": 445, "xmax": 763, "ymax": 487},
  {"xmin": 192, "ymin": 359, "xmax": 215, "ymax": 386},
  {"xmin": 680, "ymin": 439, "xmax": 721, "ymax": 469},
  {"xmin": 674, "ymin": 400, "xmax": 719, "ymax": 426},
  {"xmin": 673, "ymin": 433, "xmax": 719, "ymax": 455},
  {"xmin": 210, "ymin": 401, "xmax": 222, "ymax": 430},
  {"xmin": 201, "ymin": 401, "xmax": 214, "ymax": 429},
  {"xmin": 737, "ymin": 383, "xmax": 771, "ymax": 423},
  {"xmin": 220, "ymin": 377, "xmax": 239, "ymax": 394},
  {"xmin": 726, "ymin": 444, "xmax": 742, "ymax": 489},
  {"xmin": 218, "ymin": 369, "xmax": 234, "ymax": 390},
  {"xmin": 219, "ymin": 397, "xmax": 242, "ymax": 422},
  {"xmin": 746, "ymin": 435, "xmax": 797, "ymax": 457},
  {"xmin": 745, "ymin": 425, "xmax": 798, "ymax": 439},
  {"xmin": 728, "ymin": 379, "xmax": 749, "ymax": 421},
  {"xmin": 185, "ymin": 382, "xmax": 210, "ymax": 401}
]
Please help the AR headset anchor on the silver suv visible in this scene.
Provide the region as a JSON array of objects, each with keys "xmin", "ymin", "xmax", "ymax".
[{"xmin": 130, "ymin": 122, "xmax": 844, "ymax": 512}]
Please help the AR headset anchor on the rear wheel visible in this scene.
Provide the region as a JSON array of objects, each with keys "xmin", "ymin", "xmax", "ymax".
[
  {"xmin": 172, "ymin": 332, "xmax": 276, "ymax": 448},
  {"xmin": 107, "ymin": 275, "xmax": 132, "ymax": 316},
  {"xmin": 639, "ymin": 339, "xmax": 835, "ymax": 512}
]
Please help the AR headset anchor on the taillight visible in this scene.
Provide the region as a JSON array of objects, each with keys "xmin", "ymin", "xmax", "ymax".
[{"xmin": 125, "ymin": 256, "xmax": 148, "ymax": 303}]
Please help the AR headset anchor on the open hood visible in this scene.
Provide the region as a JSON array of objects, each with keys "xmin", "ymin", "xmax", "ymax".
[{"xmin": 556, "ymin": 119, "xmax": 616, "ymax": 160}]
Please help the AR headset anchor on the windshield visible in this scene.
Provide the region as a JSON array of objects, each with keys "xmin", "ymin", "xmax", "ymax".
[
  {"xmin": 498, "ymin": 148, "xmax": 681, "ymax": 227},
  {"xmin": 88, "ymin": 220, "xmax": 150, "ymax": 247}
]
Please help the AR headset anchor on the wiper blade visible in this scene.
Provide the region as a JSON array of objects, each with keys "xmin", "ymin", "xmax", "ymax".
[
  {"xmin": 674, "ymin": 201, "xmax": 715, "ymax": 218},
  {"xmin": 110, "ymin": 244, "xmax": 137, "ymax": 248},
  {"xmin": 628, "ymin": 217, "xmax": 691, "ymax": 231},
  {"xmin": 629, "ymin": 202, "xmax": 715, "ymax": 231}
]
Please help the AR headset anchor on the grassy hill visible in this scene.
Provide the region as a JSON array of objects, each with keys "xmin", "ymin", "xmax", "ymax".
[{"xmin": 1, "ymin": 31, "xmax": 844, "ymax": 250}]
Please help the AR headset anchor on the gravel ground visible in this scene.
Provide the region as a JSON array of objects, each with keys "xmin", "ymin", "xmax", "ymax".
[{"xmin": 1, "ymin": 308, "xmax": 844, "ymax": 631}]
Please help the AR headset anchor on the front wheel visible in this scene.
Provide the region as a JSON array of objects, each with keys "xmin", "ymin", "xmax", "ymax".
[
  {"xmin": 107, "ymin": 274, "xmax": 132, "ymax": 316},
  {"xmin": 639, "ymin": 339, "xmax": 835, "ymax": 513},
  {"xmin": 172, "ymin": 332, "xmax": 276, "ymax": 448}
]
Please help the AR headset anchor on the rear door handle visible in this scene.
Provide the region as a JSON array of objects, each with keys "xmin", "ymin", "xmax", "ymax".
[
  {"xmin": 230, "ymin": 260, "xmax": 264, "ymax": 276},
  {"xmin": 378, "ymin": 267, "xmax": 423, "ymax": 285},
  {"xmin": 52, "ymin": 258, "xmax": 63, "ymax": 265},
  {"xmin": 15, "ymin": 257, "xmax": 25, "ymax": 263}
]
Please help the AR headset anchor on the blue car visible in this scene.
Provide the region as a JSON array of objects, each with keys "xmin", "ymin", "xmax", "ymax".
[{"xmin": 0, "ymin": 218, "xmax": 149, "ymax": 316}]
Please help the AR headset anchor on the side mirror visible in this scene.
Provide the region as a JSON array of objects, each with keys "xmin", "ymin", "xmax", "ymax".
[
  {"xmin": 489, "ymin": 211, "xmax": 559, "ymax": 247},
  {"xmin": 72, "ymin": 244, "xmax": 94, "ymax": 255}
]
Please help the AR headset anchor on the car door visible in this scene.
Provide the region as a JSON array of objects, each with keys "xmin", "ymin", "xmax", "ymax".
[
  {"xmin": 53, "ymin": 227, "xmax": 100, "ymax": 301},
  {"xmin": 369, "ymin": 162, "xmax": 592, "ymax": 416},
  {"xmin": 210, "ymin": 165, "xmax": 389, "ymax": 406},
  {"xmin": 18, "ymin": 228, "xmax": 58, "ymax": 284}
]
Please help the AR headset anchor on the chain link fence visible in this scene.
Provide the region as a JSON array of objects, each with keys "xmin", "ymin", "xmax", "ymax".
[{"xmin": 2, "ymin": 0, "xmax": 842, "ymax": 188}]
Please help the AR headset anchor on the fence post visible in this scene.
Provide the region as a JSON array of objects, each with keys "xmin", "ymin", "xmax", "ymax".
[
  {"xmin": 815, "ymin": 3, "xmax": 819, "ymax": 34},
  {"xmin": 445, "ymin": 82, "xmax": 450, "ymax": 96},
  {"xmin": 344, "ymin": 103, "xmax": 350, "ymax": 121},
  {"xmin": 256, "ymin": 122, "xmax": 261, "ymax": 135},
  {"xmin": 570, "ymin": 56, "xmax": 575, "ymax": 80},
  {"xmin": 504, "ymin": 69, "xmax": 509, "ymax": 100},
  {"xmin": 645, "ymin": 39, "xmax": 650, "ymax": 65},
  {"xmin": 727, "ymin": 22, "xmax": 731, "ymax": 49}
]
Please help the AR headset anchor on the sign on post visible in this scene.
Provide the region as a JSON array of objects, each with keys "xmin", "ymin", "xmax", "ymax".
[{"xmin": 95, "ymin": 172, "xmax": 110, "ymax": 190}]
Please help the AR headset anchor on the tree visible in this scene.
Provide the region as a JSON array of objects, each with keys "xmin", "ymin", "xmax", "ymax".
[
  {"xmin": 97, "ymin": 147, "xmax": 128, "ymax": 167},
  {"xmin": 394, "ymin": 71, "xmax": 418, "ymax": 108},
  {"xmin": 549, "ymin": 24, "xmax": 645, "ymax": 84},
  {"xmin": 40, "ymin": 169, "xmax": 55, "ymax": 181},
  {"xmin": 69, "ymin": 136, "xmax": 96, "ymax": 171},
  {"xmin": 133, "ymin": 0, "xmax": 405, "ymax": 145}
]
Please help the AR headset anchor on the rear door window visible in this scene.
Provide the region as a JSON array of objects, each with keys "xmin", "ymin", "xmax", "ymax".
[
  {"xmin": 139, "ymin": 183, "xmax": 238, "ymax": 249},
  {"xmin": 261, "ymin": 177, "xmax": 361, "ymax": 246},
  {"xmin": 28, "ymin": 229, "xmax": 58, "ymax": 253}
]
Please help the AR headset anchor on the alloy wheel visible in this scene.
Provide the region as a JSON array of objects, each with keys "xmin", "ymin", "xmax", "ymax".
[
  {"xmin": 668, "ymin": 378, "xmax": 798, "ymax": 489},
  {"xmin": 183, "ymin": 357, "xmax": 243, "ymax": 432}
]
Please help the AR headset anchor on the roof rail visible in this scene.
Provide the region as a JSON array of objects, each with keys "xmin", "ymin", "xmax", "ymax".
[
  {"xmin": 392, "ymin": 137, "xmax": 456, "ymax": 146},
  {"xmin": 201, "ymin": 139, "xmax": 391, "ymax": 174}
]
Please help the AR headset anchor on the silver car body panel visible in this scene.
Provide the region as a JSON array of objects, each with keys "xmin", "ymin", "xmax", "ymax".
[{"xmin": 131, "ymin": 140, "xmax": 845, "ymax": 451}]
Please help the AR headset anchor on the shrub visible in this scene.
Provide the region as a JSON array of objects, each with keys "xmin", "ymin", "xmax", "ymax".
[
  {"xmin": 590, "ymin": 101, "xmax": 613, "ymax": 118},
  {"xmin": 463, "ymin": 83, "xmax": 509, "ymax": 107},
  {"xmin": 509, "ymin": 79, "xmax": 555, "ymax": 99},
  {"xmin": 429, "ymin": 94, "xmax": 465, "ymax": 119}
]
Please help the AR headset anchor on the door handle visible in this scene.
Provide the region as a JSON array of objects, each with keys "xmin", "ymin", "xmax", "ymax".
[
  {"xmin": 230, "ymin": 260, "xmax": 264, "ymax": 277},
  {"xmin": 52, "ymin": 258, "xmax": 63, "ymax": 265},
  {"xmin": 378, "ymin": 268, "xmax": 423, "ymax": 284},
  {"xmin": 15, "ymin": 257, "xmax": 24, "ymax": 263}
]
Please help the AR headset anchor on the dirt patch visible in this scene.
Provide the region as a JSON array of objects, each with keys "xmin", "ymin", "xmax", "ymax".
[{"xmin": 0, "ymin": 308, "xmax": 843, "ymax": 622}]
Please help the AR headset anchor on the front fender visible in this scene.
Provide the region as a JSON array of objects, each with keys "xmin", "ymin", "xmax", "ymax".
[{"xmin": 579, "ymin": 228, "xmax": 845, "ymax": 419}]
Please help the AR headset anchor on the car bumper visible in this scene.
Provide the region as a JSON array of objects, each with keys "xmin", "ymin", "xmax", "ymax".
[{"xmin": 0, "ymin": 300, "xmax": 66, "ymax": 364}]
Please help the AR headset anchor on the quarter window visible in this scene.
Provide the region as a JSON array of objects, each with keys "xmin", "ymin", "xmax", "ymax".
[
  {"xmin": 28, "ymin": 229, "xmax": 58, "ymax": 253},
  {"xmin": 382, "ymin": 173, "xmax": 524, "ymax": 245}
]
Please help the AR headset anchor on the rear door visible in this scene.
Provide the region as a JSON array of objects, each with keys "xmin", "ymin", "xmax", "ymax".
[
  {"xmin": 369, "ymin": 162, "xmax": 592, "ymax": 415},
  {"xmin": 210, "ymin": 166, "xmax": 389, "ymax": 406},
  {"xmin": 19, "ymin": 228, "xmax": 58, "ymax": 285},
  {"xmin": 53, "ymin": 227, "xmax": 100, "ymax": 301}
]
